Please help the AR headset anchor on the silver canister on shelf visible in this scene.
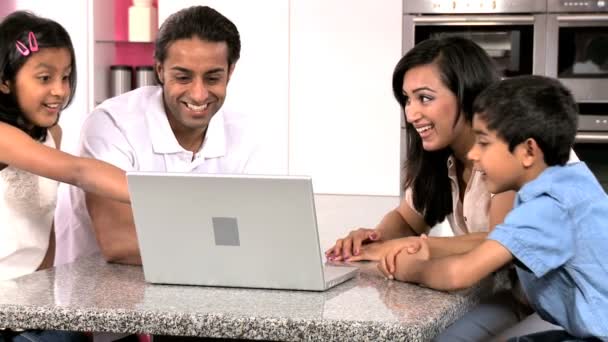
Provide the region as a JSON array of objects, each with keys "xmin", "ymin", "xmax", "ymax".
[
  {"xmin": 135, "ymin": 65, "xmax": 157, "ymax": 88},
  {"xmin": 109, "ymin": 65, "xmax": 133, "ymax": 98}
]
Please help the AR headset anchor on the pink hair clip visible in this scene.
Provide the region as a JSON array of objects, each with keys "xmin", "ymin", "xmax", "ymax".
[{"xmin": 15, "ymin": 31, "xmax": 39, "ymax": 57}]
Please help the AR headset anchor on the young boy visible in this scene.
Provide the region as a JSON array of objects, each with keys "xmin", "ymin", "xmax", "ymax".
[{"xmin": 378, "ymin": 75, "xmax": 608, "ymax": 341}]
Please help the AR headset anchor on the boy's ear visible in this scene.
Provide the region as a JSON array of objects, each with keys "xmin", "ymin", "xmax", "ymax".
[
  {"xmin": 520, "ymin": 138, "xmax": 543, "ymax": 168},
  {"xmin": 0, "ymin": 80, "xmax": 10, "ymax": 94}
]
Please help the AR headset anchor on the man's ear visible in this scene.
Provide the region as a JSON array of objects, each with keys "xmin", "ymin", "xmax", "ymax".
[
  {"xmin": 520, "ymin": 138, "xmax": 543, "ymax": 168},
  {"xmin": 155, "ymin": 62, "xmax": 164, "ymax": 84},
  {"xmin": 0, "ymin": 80, "xmax": 10, "ymax": 94}
]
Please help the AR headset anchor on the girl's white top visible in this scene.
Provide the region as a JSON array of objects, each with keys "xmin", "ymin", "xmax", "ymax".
[{"xmin": 0, "ymin": 133, "xmax": 58, "ymax": 280}]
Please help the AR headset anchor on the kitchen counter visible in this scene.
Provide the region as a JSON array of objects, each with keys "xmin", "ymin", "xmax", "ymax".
[{"xmin": 0, "ymin": 255, "xmax": 499, "ymax": 341}]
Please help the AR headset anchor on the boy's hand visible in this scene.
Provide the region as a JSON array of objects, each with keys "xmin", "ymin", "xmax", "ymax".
[
  {"xmin": 347, "ymin": 235, "xmax": 425, "ymax": 261},
  {"xmin": 378, "ymin": 234, "xmax": 430, "ymax": 281}
]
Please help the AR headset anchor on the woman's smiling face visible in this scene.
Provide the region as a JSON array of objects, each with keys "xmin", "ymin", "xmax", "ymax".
[{"xmin": 402, "ymin": 63, "xmax": 468, "ymax": 152}]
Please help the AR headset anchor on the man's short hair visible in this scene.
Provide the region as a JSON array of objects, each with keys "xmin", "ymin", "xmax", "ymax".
[
  {"xmin": 473, "ymin": 75, "xmax": 578, "ymax": 166},
  {"xmin": 154, "ymin": 6, "xmax": 240, "ymax": 67}
]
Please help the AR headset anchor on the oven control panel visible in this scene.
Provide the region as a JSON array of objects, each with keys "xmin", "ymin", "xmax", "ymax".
[
  {"xmin": 578, "ymin": 115, "xmax": 608, "ymax": 132},
  {"xmin": 403, "ymin": 0, "xmax": 546, "ymax": 14},
  {"xmin": 579, "ymin": 116, "xmax": 608, "ymax": 132},
  {"xmin": 548, "ymin": 0, "xmax": 608, "ymax": 12}
]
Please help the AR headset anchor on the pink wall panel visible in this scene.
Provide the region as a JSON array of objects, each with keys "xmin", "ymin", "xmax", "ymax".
[
  {"xmin": 0, "ymin": 0, "xmax": 17, "ymax": 18},
  {"xmin": 113, "ymin": 0, "xmax": 157, "ymax": 67}
]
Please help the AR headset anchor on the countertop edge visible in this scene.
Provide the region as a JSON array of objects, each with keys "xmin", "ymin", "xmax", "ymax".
[{"xmin": 0, "ymin": 305, "xmax": 420, "ymax": 341}]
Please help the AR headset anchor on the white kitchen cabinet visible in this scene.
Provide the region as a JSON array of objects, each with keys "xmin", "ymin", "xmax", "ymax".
[{"xmin": 289, "ymin": 0, "xmax": 403, "ymax": 196}]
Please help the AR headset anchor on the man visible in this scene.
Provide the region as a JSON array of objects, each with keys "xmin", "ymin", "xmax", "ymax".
[{"xmin": 55, "ymin": 6, "xmax": 263, "ymax": 265}]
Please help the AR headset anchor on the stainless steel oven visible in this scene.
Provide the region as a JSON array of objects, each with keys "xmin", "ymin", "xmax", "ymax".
[
  {"xmin": 545, "ymin": 0, "xmax": 608, "ymax": 192},
  {"xmin": 403, "ymin": 0, "xmax": 548, "ymax": 78}
]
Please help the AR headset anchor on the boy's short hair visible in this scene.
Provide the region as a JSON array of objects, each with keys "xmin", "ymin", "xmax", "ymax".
[{"xmin": 473, "ymin": 75, "xmax": 578, "ymax": 166}]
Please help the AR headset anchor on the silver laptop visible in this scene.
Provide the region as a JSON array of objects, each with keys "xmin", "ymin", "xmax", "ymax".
[{"xmin": 127, "ymin": 172, "xmax": 359, "ymax": 291}]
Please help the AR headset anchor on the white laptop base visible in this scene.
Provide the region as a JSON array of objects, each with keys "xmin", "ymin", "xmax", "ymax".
[{"xmin": 127, "ymin": 172, "xmax": 358, "ymax": 291}]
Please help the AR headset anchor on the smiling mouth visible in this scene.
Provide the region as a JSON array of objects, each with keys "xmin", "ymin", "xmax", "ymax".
[
  {"xmin": 185, "ymin": 102, "xmax": 209, "ymax": 112},
  {"xmin": 415, "ymin": 124, "xmax": 434, "ymax": 134}
]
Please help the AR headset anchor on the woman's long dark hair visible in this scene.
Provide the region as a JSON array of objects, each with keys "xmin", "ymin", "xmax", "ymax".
[
  {"xmin": 0, "ymin": 11, "xmax": 77, "ymax": 141},
  {"xmin": 392, "ymin": 37, "xmax": 499, "ymax": 226}
]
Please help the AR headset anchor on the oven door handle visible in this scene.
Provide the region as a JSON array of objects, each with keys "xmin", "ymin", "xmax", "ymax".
[
  {"xmin": 412, "ymin": 15, "xmax": 535, "ymax": 26},
  {"xmin": 557, "ymin": 15, "xmax": 608, "ymax": 22},
  {"xmin": 575, "ymin": 132, "xmax": 608, "ymax": 144}
]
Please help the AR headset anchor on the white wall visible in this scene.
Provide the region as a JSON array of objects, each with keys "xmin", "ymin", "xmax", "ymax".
[
  {"xmin": 159, "ymin": 0, "xmax": 290, "ymax": 175},
  {"xmin": 289, "ymin": 0, "xmax": 403, "ymax": 196}
]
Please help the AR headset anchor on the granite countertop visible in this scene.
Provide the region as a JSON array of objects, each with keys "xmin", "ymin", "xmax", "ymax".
[{"xmin": 0, "ymin": 255, "xmax": 496, "ymax": 341}]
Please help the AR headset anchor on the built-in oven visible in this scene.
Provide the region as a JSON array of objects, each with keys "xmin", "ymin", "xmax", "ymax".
[
  {"xmin": 545, "ymin": 0, "xmax": 608, "ymax": 192},
  {"xmin": 403, "ymin": 0, "xmax": 548, "ymax": 78}
]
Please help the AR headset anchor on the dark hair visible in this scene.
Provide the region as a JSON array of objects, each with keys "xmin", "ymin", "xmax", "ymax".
[
  {"xmin": 0, "ymin": 11, "xmax": 77, "ymax": 141},
  {"xmin": 392, "ymin": 36, "xmax": 500, "ymax": 226},
  {"xmin": 154, "ymin": 5, "xmax": 240, "ymax": 83},
  {"xmin": 473, "ymin": 75, "xmax": 578, "ymax": 166}
]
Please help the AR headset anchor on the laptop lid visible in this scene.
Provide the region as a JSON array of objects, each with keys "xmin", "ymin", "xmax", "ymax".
[{"xmin": 127, "ymin": 172, "xmax": 354, "ymax": 291}]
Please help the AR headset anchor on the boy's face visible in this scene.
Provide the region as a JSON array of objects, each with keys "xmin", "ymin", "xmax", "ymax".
[{"xmin": 468, "ymin": 115, "xmax": 527, "ymax": 194}]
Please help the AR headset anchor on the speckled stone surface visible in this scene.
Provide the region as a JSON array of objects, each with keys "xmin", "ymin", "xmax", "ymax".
[{"xmin": 0, "ymin": 255, "xmax": 497, "ymax": 341}]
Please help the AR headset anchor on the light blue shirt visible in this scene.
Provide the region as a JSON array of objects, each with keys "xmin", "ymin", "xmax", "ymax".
[{"xmin": 489, "ymin": 162, "xmax": 608, "ymax": 340}]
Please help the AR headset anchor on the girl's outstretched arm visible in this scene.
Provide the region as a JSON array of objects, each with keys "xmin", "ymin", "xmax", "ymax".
[{"xmin": 0, "ymin": 122, "xmax": 130, "ymax": 203}]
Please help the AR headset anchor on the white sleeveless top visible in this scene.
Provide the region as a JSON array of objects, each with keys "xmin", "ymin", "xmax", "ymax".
[{"xmin": 0, "ymin": 133, "xmax": 58, "ymax": 281}]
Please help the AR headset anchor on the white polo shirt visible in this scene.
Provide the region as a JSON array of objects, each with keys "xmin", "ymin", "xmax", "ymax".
[{"xmin": 54, "ymin": 86, "xmax": 264, "ymax": 265}]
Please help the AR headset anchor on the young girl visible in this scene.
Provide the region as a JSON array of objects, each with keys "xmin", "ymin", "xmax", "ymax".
[{"xmin": 0, "ymin": 11, "xmax": 130, "ymax": 282}]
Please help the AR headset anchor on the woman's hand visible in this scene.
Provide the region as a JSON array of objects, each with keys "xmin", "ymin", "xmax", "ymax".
[{"xmin": 325, "ymin": 228, "xmax": 382, "ymax": 261}]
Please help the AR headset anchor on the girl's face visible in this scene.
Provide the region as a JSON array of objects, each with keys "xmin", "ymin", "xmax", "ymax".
[
  {"xmin": 402, "ymin": 63, "xmax": 468, "ymax": 151},
  {"xmin": 1, "ymin": 48, "xmax": 72, "ymax": 128}
]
